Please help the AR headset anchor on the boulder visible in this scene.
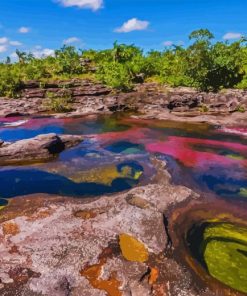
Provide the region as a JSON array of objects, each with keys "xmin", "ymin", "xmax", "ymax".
[{"xmin": 0, "ymin": 133, "xmax": 83, "ymax": 165}]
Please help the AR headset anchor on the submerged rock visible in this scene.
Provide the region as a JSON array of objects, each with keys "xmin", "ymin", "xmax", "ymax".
[{"xmin": 0, "ymin": 133, "xmax": 83, "ymax": 165}]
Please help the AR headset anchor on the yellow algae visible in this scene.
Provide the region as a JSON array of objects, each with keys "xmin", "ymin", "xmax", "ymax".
[
  {"xmin": 226, "ymin": 154, "xmax": 245, "ymax": 161},
  {"xmin": 70, "ymin": 164, "xmax": 142, "ymax": 185},
  {"xmin": 70, "ymin": 165, "xmax": 122, "ymax": 185},
  {"xmin": 203, "ymin": 223, "xmax": 247, "ymax": 294},
  {"xmin": 0, "ymin": 198, "xmax": 8, "ymax": 211},
  {"xmin": 119, "ymin": 234, "xmax": 149, "ymax": 262},
  {"xmin": 239, "ymin": 188, "xmax": 247, "ymax": 198}
]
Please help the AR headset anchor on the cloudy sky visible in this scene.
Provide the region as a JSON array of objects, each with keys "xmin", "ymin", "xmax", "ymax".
[{"xmin": 0, "ymin": 0, "xmax": 246, "ymax": 60}]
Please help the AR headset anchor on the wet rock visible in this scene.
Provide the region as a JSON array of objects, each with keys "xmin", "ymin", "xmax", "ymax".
[{"xmin": 0, "ymin": 133, "xmax": 83, "ymax": 165}]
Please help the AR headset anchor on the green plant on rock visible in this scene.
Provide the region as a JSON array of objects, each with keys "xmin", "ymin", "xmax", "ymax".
[
  {"xmin": 236, "ymin": 105, "xmax": 246, "ymax": 113},
  {"xmin": 45, "ymin": 91, "xmax": 74, "ymax": 112},
  {"xmin": 199, "ymin": 104, "xmax": 209, "ymax": 112},
  {"xmin": 97, "ymin": 61, "xmax": 133, "ymax": 91},
  {"xmin": 0, "ymin": 65, "xmax": 22, "ymax": 97}
]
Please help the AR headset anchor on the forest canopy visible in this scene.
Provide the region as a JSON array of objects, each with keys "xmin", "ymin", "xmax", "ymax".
[{"xmin": 0, "ymin": 29, "xmax": 247, "ymax": 97}]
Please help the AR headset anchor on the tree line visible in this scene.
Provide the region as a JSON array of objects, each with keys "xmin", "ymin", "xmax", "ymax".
[{"xmin": 0, "ymin": 29, "xmax": 247, "ymax": 97}]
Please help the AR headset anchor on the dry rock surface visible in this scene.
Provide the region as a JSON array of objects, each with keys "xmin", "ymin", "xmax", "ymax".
[
  {"xmin": 0, "ymin": 158, "xmax": 215, "ymax": 296},
  {"xmin": 0, "ymin": 80, "xmax": 247, "ymax": 126},
  {"xmin": 0, "ymin": 133, "xmax": 83, "ymax": 165}
]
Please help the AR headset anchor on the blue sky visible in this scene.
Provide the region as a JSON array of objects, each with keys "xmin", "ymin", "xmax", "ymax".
[{"xmin": 0, "ymin": 0, "xmax": 246, "ymax": 60}]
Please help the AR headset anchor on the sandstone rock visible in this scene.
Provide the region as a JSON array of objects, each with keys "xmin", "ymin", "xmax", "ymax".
[
  {"xmin": 0, "ymin": 133, "xmax": 83, "ymax": 165},
  {"xmin": 0, "ymin": 158, "xmax": 203, "ymax": 296},
  {"xmin": 22, "ymin": 88, "xmax": 46, "ymax": 98},
  {"xmin": 1, "ymin": 80, "xmax": 247, "ymax": 125}
]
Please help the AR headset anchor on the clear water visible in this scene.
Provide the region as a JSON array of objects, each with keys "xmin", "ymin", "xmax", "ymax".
[{"xmin": 0, "ymin": 114, "xmax": 246, "ymax": 204}]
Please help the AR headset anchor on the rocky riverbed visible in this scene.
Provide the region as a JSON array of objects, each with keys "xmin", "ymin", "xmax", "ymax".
[
  {"xmin": 0, "ymin": 79, "xmax": 246, "ymax": 127},
  {"xmin": 0, "ymin": 157, "xmax": 216, "ymax": 296},
  {"xmin": 0, "ymin": 80, "xmax": 247, "ymax": 296}
]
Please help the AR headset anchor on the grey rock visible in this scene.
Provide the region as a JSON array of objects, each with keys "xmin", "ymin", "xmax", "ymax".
[{"xmin": 0, "ymin": 133, "xmax": 83, "ymax": 165}]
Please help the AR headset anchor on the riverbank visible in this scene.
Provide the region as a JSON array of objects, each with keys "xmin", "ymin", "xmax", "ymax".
[{"xmin": 0, "ymin": 80, "xmax": 246, "ymax": 127}]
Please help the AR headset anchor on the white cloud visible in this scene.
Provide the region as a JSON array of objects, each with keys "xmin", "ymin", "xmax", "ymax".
[
  {"xmin": 223, "ymin": 32, "xmax": 243, "ymax": 40},
  {"xmin": 34, "ymin": 45, "xmax": 42, "ymax": 49},
  {"xmin": 10, "ymin": 52, "xmax": 18, "ymax": 59},
  {"xmin": 57, "ymin": 0, "xmax": 103, "ymax": 11},
  {"xmin": 0, "ymin": 37, "xmax": 22, "ymax": 54},
  {"xmin": 115, "ymin": 18, "xmax": 149, "ymax": 33},
  {"xmin": 0, "ymin": 45, "xmax": 7, "ymax": 53},
  {"xmin": 32, "ymin": 48, "xmax": 55, "ymax": 58},
  {"xmin": 63, "ymin": 36, "xmax": 81, "ymax": 44},
  {"xmin": 163, "ymin": 40, "xmax": 184, "ymax": 47},
  {"xmin": 19, "ymin": 27, "xmax": 30, "ymax": 34},
  {"xmin": 163, "ymin": 41, "xmax": 173, "ymax": 47},
  {"xmin": 9, "ymin": 41, "xmax": 22, "ymax": 46},
  {"xmin": 0, "ymin": 37, "xmax": 8, "ymax": 44}
]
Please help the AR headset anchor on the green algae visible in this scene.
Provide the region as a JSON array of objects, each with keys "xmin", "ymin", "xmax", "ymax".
[
  {"xmin": 226, "ymin": 154, "xmax": 245, "ymax": 161},
  {"xmin": 203, "ymin": 223, "xmax": 247, "ymax": 294},
  {"xmin": 239, "ymin": 188, "xmax": 247, "ymax": 198},
  {"xmin": 122, "ymin": 147, "xmax": 143, "ymax": 154}
]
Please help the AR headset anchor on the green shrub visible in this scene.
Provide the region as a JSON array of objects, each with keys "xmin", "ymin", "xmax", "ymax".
[
  {"xmin": 97, "ymin": 62, "xmax": 133, "ymax": 91},
  {"xmin": 0, "ymin": 65, "xmax": 22, "ymax": 97},
  {"xmin": 236, "ymin": 105, "xmax": 246, "ymax": 113},
  {"xmin": 0, "ymin": 30, "xmax": 246, "ymax": 95},
  {"xmin": 45, "ymin": 91, "xmax": 74, "ymax": 112}
]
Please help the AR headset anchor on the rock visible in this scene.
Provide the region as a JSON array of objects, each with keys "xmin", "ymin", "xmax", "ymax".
[
  {"xmin": 126, "ymin": 194, "xmax": 151, "ymax": 209},
  {"xmin": 0, "ymin": 133, "xmax": 83, "ymax": 165},
  {"xmin": 0, "ymin": 158, "xmax": 203, "ymax": 296},
  {"xmin": 167, "ymin": 95, "xmax": 202, "ymax": 110},
  {"xmin": 1, "ymin": 80, "xmax": 247, "ymax": 125},
  {"xmin": 22, "ymin": 88, "xmax": 46, "ymax": 98}
]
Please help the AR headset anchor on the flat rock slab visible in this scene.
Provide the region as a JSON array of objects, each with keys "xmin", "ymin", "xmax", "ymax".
[
  {"xmin": 0, "ymin": 133, "xmax": 83, "ymax": 165},
  {"xmin": 0, "ymin": 157, "xmax": 209, "ymax": 296}
]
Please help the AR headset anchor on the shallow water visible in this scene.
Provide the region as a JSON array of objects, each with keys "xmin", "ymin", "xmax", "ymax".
[
  {"xmin": 0, "ymin": 114, "xmax": 247, "ymax": 202},
  {"xmin": 1, "ymin": 114, "xmax": 247, "ymax": 292}
]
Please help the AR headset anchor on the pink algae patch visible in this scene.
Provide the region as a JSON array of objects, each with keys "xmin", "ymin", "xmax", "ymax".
[
  {"xmin": 93, "ymin": 127, "xmax": 152, "ymax": 144},
  {"xmin": 220, "ymin": 127, "xmax": 247, "ymax": 137},
  {"xmin": 146, "ymin": 136, "xmax": 247, "ymax": 168}
]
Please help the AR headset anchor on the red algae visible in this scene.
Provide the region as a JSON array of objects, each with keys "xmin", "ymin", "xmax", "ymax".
[{"xmin": 146, "ymin": 136, "xmax": 247, "ymax": 168}]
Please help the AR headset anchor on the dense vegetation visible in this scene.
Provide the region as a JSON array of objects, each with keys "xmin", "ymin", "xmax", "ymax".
[{"xmin": 0, "ymin": 29, "xmax": 247, "ymax": 97}]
